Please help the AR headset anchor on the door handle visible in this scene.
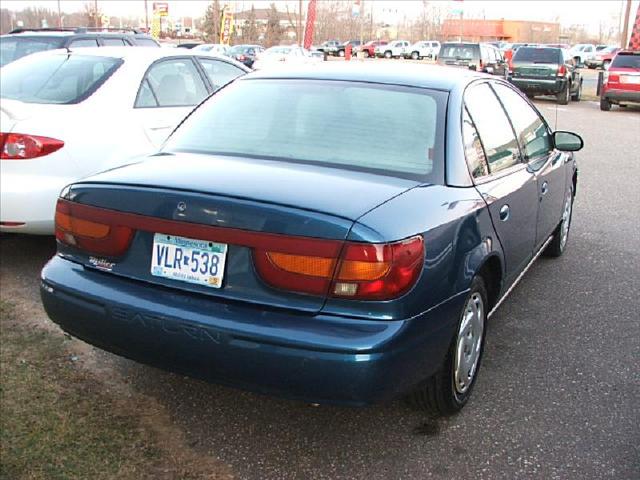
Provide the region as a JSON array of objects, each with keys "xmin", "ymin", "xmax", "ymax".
[
  {"xmin": 541, "ymin": 181, "xmax": 549, "ymax": 195},
  {"xmin": 499, "ymin": 205, "xmax": 510, "ymax": 221}
]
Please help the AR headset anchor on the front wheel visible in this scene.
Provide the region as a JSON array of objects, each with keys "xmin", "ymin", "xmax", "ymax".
[
  {"xmin": 603, "ymin": 60, "xmax": 611, "ymax": 70},
  {"xmin": 407, "ymin": 277, "xmax": 488, "ymax": 415},
  {"xmin": 363, "ymin": 50, "xmax": 369, "ymax": 58},
  {"xmin": 545, "ymin": 188, "xmax": 573, "ymax": 257},
  {"xmin": 410, "ymin": 51, "xmax": 419, "ymax": 60},
  {"xmin": 384, "ymin": 50, "xmax": 392, "ymax": 59},
  {"xmin": 338, "ymin": 50, "xmax": 345, "ymax": 57}
]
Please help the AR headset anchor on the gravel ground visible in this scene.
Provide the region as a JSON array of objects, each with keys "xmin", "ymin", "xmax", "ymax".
[{"xmin": 1, "ymin": 99, "xmax": 638, "ymax": 479}]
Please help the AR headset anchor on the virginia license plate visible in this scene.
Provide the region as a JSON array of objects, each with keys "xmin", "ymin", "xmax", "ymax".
[{"xmin": 151, "ymin": 233, "xmax": 227, "ymax": 288}]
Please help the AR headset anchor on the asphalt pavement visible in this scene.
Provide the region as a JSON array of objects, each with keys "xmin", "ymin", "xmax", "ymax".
[{"xmin": 1, "ymin": 99, "xmax": 638, "ymax": 479}]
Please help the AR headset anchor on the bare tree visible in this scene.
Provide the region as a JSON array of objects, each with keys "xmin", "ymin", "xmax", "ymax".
[
  {"xmin": 240, "ymin": 6, "xmax": 259, "ymax": 44},
  {"xmin": 264, "ymin": 3, "xmax": 283, "ymax": 47},
  {"xmin": 202, "ymin": 0, "xmax": 222, "ymax": 43}
]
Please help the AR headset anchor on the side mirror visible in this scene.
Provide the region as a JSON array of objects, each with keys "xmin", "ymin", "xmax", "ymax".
[{"xmin": 553, "ymin": 131, "xmax": 584, "ymax": 152}]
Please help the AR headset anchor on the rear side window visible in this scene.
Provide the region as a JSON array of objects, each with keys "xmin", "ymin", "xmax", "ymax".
[
  {"xmin": 514, "ymin": 48, "xmax": 561, "ymax": 64},
  {"xmin": 0, "ymin": 36, "xmax": 64, "ymax": 66},
  {"xmin": 0, "ymin": 53, "xmax": 121, "ymax": 104},
  {"xmin": 611, "ymin": 53, "xmax": 640, "ymax": 69},
  {"xmin": 133, "ymin": 37, "xmax": 159, "ymax": 47},
  {"xmin": 464, "ymin": 83, "xmax": 520, "ymax": 174},
  {"xmin": 197, "ymin": 58, "xmax": 245, "ymax": 91},
  {"xmin": 440, "ymin": 44, "xmax": 477, "ymax": 59},
  {"xmin": 462, "ymin": 107, "xmax": 489, "ymax": 178},
  {"xmin": 135, "ymin": 58, "xmax": 208, "ymax": 107},
  {"xmin": 101, "ymin": 37, "xmax": 127, "ymax": 46},
  {"xmin": 165, "ymin": 80, "xmax": 447, "ymax": 182}
]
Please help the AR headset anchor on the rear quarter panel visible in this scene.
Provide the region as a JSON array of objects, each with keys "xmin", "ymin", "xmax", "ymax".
[{"xmin": 321, "ymin": 184, "xmax": 503, "ymax": 322}]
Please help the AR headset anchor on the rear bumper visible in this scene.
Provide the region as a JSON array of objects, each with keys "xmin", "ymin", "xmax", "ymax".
[
  {"xmin": 509, "ymin": 77, "xmax": 566, "ymax": 94},
  {"xmin": 602, "ymin": 89, "xmax": 640, "ymax": 103},
  {"xmin": 41, "ymin": 256, "xmax": 464, "ymax": 406},
  {"xmin": 0, "ymin": 172, "xmax": 73, "ymax": 234}
]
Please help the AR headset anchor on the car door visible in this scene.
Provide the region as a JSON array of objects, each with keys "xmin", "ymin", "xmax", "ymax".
[
  {"xmin": 491, "ymin": 83, "xmax": 567, "ymax": 248},
  {"xmin": 133, "ymin": 57, "xmax": 210, "ymax": 147},
  {"xmin": 464, "ymin": 82, "xmax": 539, "ymax": 284}
]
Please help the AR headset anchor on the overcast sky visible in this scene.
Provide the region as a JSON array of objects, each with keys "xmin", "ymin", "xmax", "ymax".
[{"xmin": 3, "ymin": 0, "xmax": 639, "ymax": 34}]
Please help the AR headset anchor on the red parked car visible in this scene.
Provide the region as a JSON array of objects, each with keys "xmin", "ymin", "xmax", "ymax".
[
  {"xmin": 586, "ymin": 46, "xmax": 621, "ymax": 69},
  {"xmin": 358, "ymin": 40, "xmax": 387, "ymax": 58},
  {"xmin": 600, "ymin": 51, "xmax": 640, "ymax": 111}
]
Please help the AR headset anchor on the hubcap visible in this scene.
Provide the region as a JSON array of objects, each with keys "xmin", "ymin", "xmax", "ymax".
[
  {"xmin": 560, "ymin": 194, "xmax": 572, "ymax": 251},
  {"xmin": 454, "ymin": 293, "xmax": 485, "ymax": 394}
]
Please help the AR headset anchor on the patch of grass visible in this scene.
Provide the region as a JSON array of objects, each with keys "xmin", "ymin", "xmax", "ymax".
[{"xmin": 0, "ymin": 300, "xmax": 227, "ymax": 479}]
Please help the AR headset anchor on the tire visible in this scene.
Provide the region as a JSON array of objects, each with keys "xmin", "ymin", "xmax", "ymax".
[
  {"xmin": 544, "ymin": 187, "xmax": 574, "ymax": 257},
  {"xmin": 557, "ymin": 82, "xmax": 570, "ymax": 105},
  {"xmin": 407, "ymin": 276, "xmax": 488, "ymax": 415},
  {"xmin": 411, "ymin": 51, "xmax": 419, "ymax": 60},
  {"xmin": 338, "ymin": 50, "xmax": 345, "ymax": 57},
  {"xmin": 603, "ymin": 60, "xmax": 611, "ymax": 70},
  {"xmin": 571, "ymin": 80, "xmax": 582, "ymax": 101},
  {"xmin": 526, "ymin": 93, "xmax": 535, "ymax": 99},
  {"xmin": 384, "ymin": 50, "xmax": 392, "ymax": 59},
  {"xmin": 600, "ymin": 96, "xmax": 612, "ymax": 111},
  {"xmin": 587, "ymin": 64, "xmax": 595, "ymax": 69},
  {"xmin": 363, "ymin": 50, "xmax": 369, "ymax": 58}
]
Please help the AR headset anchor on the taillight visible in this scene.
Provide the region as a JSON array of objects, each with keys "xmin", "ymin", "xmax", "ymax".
[
  {"xmin": 557, "ymin": 64, "xmax": 566, "ymax": 76},
  {"xmin": 254, "ymin": 235, "xmax": 424, "ymax": 300},
  {"xmin": 0, "ymin": 133, "xmax": 64, "ymax": 160},
  {"xmin": 238, "ymin": 54, "xmax": 246, "ymax": 61},
  {"xmin": 55, "ymin": 200, "xmax": 134, "ymax": 257},
  {"xmin": 608, "ymin": 73, "xmax": 619, "ymax": 83}
]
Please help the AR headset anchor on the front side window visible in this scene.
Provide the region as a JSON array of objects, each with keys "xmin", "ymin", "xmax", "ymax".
[
  {"xmin": 69, "ymin": 38, "xmax": 99, "ymax": 48},
  {"xmin": 197, "ymin": 58, "xmax": 245, "ymax": 92},
  {"xmin": 101, "ymin": 37, "xmax": 127, "ymax": 46},
  {"xmin": 0, "ymin": 53, "xmax": 121, "ymax": 104},
  {"xmin": 464, "ymin": 83, "xmax": 520, "ymax": 174},
  {"xmin": 135, "ymin": 58, "xmax": 208, "ymax": 107},
  {"xmin": 164, "ymin": 79, "xmax": 447, "ymax": 182},
  {"xmin": 492, "ymin": 84, "xmax": 551, "ymax": 161}
]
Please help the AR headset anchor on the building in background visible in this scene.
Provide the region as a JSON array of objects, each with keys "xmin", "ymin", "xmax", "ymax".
[{"xmin": 442, "ymin": 18, "xmax": 560, "ymax": 43}]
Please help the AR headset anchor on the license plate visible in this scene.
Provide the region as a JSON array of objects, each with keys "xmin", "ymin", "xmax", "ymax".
[
  {"xmin": 620, "ymin": 75, "xmax": 640, "ymax": 84},
  {"xmin": 151, "ymin": 233, "xmax": 227, "ymax": 288}
]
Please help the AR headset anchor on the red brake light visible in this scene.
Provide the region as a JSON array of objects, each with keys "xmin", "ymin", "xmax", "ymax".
[
  {"xmin": 557, "ymin": 64, "xmax": 566, "ymax": 76},
  {"xmin": 254, "ymin": 235, "xmax": 424, "ymax": 300},
  {"xmin": 0, "ymin": 133, "xmax": 64, "ymax": 160},
  {"xmin": 55, "ymin": 200, "xmax": 134, "ymax": 257}
]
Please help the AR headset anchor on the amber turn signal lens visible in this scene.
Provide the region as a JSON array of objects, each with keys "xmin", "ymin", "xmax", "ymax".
[
  {"xmin": 266, "ymin": 252, "xmax": 335, "ymax": 278},
  {"xmin": 55, "ymin": 211, "xmax": 110, "ymax": 239}
]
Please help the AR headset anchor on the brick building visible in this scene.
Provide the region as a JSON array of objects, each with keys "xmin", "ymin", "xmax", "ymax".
[{"xmin": 442, "ymin": 18, "xmax": 560, "ymax": 43}]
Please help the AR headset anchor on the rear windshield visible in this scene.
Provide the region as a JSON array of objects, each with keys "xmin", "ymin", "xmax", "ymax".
[
  {"xmin": 165, "ymin": 79, "xmax": 447, "ymax": 182},
  {"xmin": 440, "ymin": 44, "xmax": 477, "ymax": 59},
  {"xmin": 611, "ymin": 53, "xmax": 640, "ymax": 69},
  {"xmin": 0, "ymin": 53, "xmax": 122, "ymax": 104},
  {"xmin": 0, "ymin": 36, "xmax": 65, "ymax": 66},
  {"xmin": 514, "ymin": 47, "xmax": 561, "ymax": 64}
]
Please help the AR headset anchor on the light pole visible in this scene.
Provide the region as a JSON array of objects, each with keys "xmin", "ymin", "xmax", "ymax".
[
  {"xmin": 145, "ymin": 0, "xmax": 149, "ymax": 31},
  {"xmin": 620, "ymin": 0, "xmax": 632, "ymax": 48},
  {"xmin": 57, "ymin": 0, "xmax": 62, "ymax": 27}
]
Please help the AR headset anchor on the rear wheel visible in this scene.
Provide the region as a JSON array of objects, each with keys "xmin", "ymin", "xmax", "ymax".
[
  {"xmin": 545, "ymin": 187, "xmax": 573, "ymax": 257},
  {"xmin": 338, "ymin": 50, "xmax": 345, "ymax": 57},
  {"xmin": 384, "ymin": 50, "xmax": 392, "ymax": 59},
  {"xmin": 363, "ymin": 50, "xmax": 369, "ymax": 58},
  {"xmin": 411, "ymin": 51, "xmax": 419, "ymax": 60},
  {"xmin": 557, "ymin": 82, "xmax": 570, "ymax": 105},
  {"xmin": 571, "ymin": 80, "xmax": 582, "ymax": 101},
  {"xmin": 407, "ymin": 277, "xmax": 488, "ymax": 415},
  {"xmin": 600, "ymin": 96, "xmax": 612, "ymax": 111}
]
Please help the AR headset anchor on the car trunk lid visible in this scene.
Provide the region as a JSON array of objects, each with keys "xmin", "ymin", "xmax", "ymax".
[{"xmin": 59, "ymin": 153, "xmax": 419, "ymax": 313}]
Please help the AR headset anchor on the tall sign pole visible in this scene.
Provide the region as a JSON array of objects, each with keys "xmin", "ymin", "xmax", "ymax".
[
  {"xmin": 621, "ymin": 0, "xmax": 632, "ymax": 48},
  {"xmin": 302, "ymin": 0, "xmax": 317, "ymax": 50}
]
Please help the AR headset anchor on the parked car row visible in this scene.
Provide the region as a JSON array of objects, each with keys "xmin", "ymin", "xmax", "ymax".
[{"xmin": 317, "ymin": 39, "xmax": 441, "ymax": 60}]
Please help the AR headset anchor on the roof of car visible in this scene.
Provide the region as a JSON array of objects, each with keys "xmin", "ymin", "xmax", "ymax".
[
  {"xmin": 19, "ymin": 46, "xmax": 250, "ymax": 71},
  {"xmin": 244, "ymin": 62, "xmax": 486, "ymax": 91}
]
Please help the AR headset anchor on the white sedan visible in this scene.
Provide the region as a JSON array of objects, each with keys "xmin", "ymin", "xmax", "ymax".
[
  {"xmin": 0, "ymin": 47, "xmax": 249, "ymax": 234},
  {"xmin": 252, "ymin": 45, "xmax": 322, "ymax": 70}
]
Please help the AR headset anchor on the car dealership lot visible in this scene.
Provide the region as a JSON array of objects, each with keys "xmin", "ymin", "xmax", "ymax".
[{"xmin": 1, "ymin": 100, "xmax": 638, "ymax": 479}]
